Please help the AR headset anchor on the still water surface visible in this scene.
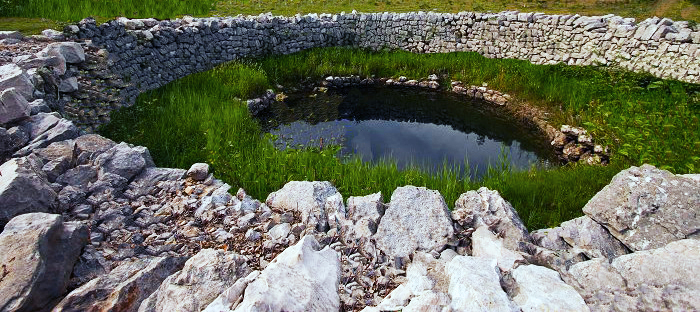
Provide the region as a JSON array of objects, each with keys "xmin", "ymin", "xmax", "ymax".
[{"xmin": 257, "ymin": 86, "xmax": 558, "ymax": 178}]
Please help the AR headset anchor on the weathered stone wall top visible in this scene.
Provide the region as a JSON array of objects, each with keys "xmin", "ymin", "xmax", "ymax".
[{"xmin": 65, "ymin": 11, "xmax": 700, "ymax": 128}]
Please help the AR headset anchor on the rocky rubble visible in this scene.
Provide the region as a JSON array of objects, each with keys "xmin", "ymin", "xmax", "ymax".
[
  {"xmin": 551, "ymin": 125, "xmax": 610, "ymax": 164},
  {"xmin": 0, "ymin": 141, "xmax": 696, "ymax": 312}
]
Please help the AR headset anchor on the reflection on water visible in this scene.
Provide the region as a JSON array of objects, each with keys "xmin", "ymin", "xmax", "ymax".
[{"xmin": 257, "ymin": 86, "xmax": 558, "ymax": 178}]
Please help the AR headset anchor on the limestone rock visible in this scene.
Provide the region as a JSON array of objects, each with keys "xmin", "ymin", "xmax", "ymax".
[
  {"xmin": 268, "ymin": 223, "xmax": 291, "ymax": 241},
  {"xmin": 202, "ymin": 271, "xmax": 261, "ymax": 312},
  {"xmin": 446, "ymin": 256, "xmax": 517, "ymax": 311},
  {"xmin": 266, "ymin": 181, "xmax": 344, "ymax": 232},
  {"xmin": 14, "ymin": 118, "xmax": 80, "ymax": 156},
  {"xmin": 32, "ymin": 140, "xmax": 74, "ymax": 164},
  {"xmin": 28, "ymin": 99, "xmax": 51, "ymax": 115},
  {"xmin": 0, "ymin": 88, "xmax": 30, "ymax": 125},
  {"xmin": 0, "ymin": 127, "xmax": 28, "ymax": 159},
  {"xmin": 0, "ymin": 31, "xmax": 22, "ymax": 40},
  {"xmin": 375, "ymin": 284, "xmax": 413, "ymax": 311},
  {"xmin": 73, "ymin": 134, "xmax": 116, "ymax": 164},
  {"xmin": 375, "ymin": 186, "xmax": 453, "ymax": 259},
  {"xmin": 371, "ymin": 252, "xmax": 451, "ymax": 311},
  {"xmin": 232, "ymin": 235, "xmax": 341, "ymax": 311},
  {"xmin": 582, "ymin": 164, "xmax": 700, "ymax": 251},
  {"xmin": 341, "ymin": 192, "xmax": 384, "ymax": 242},
  {"xmin": 41, "ymin": 29, "xmax": 65, "ymax": 40},
  {"xmin": 0, "ymin": 213, "xmax": 88, "ymax": 312},
  {"xmin": 453, "ymin": 187, "xmax": 530, "ymax": 251},
  {"xmin": 402, "ymin": 291, "xmax": 451, "ymax": 312},
  {"xmin": 55, "ymin": 164, "xmax": 97, "ymax": 190},
  {"xmin": 0, "ymin": 155, "xmax": 57, "ymax": 229},
  {"xmin": 186, "ymin": 163, "xmax": 209, "ymax": 181},
  {"xmin": 94, "ymin": 142, "xmax": 152, "ymax": 181},
  {"xmin": 15, "ymin": 54, "xmax": 66, "ymax": 76},
  {"xmin": 510, "ymin": 265, "xmax": 589, "ymax": 311},
  {"xmin": 53, "ymin": 256, "xmax": 185, "ymax": 312},
  {"xmin": 531, "ymin": 216, "xmax": 629, "ymax": 266},
  {"xmin": 471, "ymin": 225, "xmax": 525, "ymax": 271},
  {"xmin": 0, "ymin": 64, "xmax": 33, "ymax": 101},
  {"xmin": 125, "ymin": 167, "xmax": 186, "ymax": 198},
  {"xmin": 139, "ymin": 249, "xmax": 251, "ymax": 312},
  {"xmin": 19, "ymin": 113, "xmax": 62, "ymax": 141},
  {"xmin": 569, "ymin": 239, "xmax": 700, "ymax": 311},
  {"xmin": 58, "ymin": 77, "xmax": 78, "ymax": 93},
  {"xmin": 41, "ymin": 42, "xmax": 85, "ymax": 64}
]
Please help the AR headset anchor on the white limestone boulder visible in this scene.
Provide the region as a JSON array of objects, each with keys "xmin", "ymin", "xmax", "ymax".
[
  {"xmin": 510, "ymin": 265, "xmax": 589, "ymax": 311},
  {"xmin": 186, "ymin": 162, "xmax": 209, "ymax": 181},
  {"xmin": 582, "ymin": 164, "xmax": 700, "ymax": 251},
  {"xmin": 452, "ymin": 187, "xmax": 530, "ymax": 251},
  {"xmin": 531, "ymin": 215, "xmax": 629, "ymax": 266},
  {"xmin": 446, "ymin": 256, "xmax": 518, "ymax": 311},
  {"xmin": 0, "ymin": 87, "xmax": 30, "ymax": 125},
  {"xmin": 0, "ymin": 213, "xmax": 88, "ymax": 311},
  {"xmin": 14, "ymin": 118, "xmax": 80, "ymax": 157},
  {"xmin": 471, "ymin": 225, "xmax": 526, "ymax": 271},
  {"xmin": 94, "ymin": 142, "xmax": 154, "ymax": 181},
  {"xmin": 340, "ymin": 192, "xmax": 384, "ymax": 242},
  {"xmin": 40, "ymin": 42, "xmax": 85, "ymax": 64},
  {"xmin": 0, "ymin": 64, "xmax": 33, "ymax": 101},
  {"xmin": 570, "ymin": 239, "xmax": 700, "ymax": 311},
  {"xmin": 0, "ymin": 155, "xmax": 57, "ymax": 229},
  {"xmin": 266, "ymin": 181, "xmax": 345, "ymax": 232},
  {"xmin": 232, "ymin": 235, "xmax": 341, "ymax": 311},
  {"xmin": 138, "ymin": 249, "xmax": 251, "ymax": 312},
  {"xmin": 375, "ymin": 186, "xmax": 453, "ymax": 259}
]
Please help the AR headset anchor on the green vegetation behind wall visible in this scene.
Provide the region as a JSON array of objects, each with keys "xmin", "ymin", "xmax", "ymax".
[
  {"xmin": 100, "ymin": 48, "xmax": 700, "ymax": 230},
  {"xmin": 2, "ymin": 0, "xmax": 700, "ymax": 35},
  {"xmin": 0, "ymin": 0, "xmax": 215, "ymax": 23}
]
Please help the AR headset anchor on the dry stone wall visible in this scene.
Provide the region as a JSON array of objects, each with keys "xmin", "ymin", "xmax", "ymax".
[{"xmin": 67, "ymin": 11, "xmax": 700, "ymax": 129}]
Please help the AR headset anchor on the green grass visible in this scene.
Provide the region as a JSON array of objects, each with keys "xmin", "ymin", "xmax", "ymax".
[
  {"xmin": 99, "ymin": 48, "xmax": 700, "ymax": 230},
  {"xmin": 2, "ymin": 0, "xmax": 700, "ymax": 35},
  {"xmin": 0, "ymin": 0, "xmax": 216, "ymax": 21},
  {"xmin": 0, "ymin": 17, "xmax": 66, "ymax": 34}
]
